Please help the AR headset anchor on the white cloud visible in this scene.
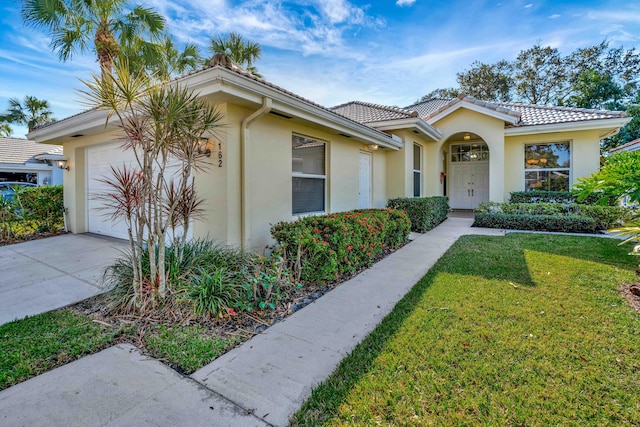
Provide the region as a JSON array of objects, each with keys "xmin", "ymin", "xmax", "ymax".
[
  {"xmin": 524, "ymin": 4, "xmax": 533, "ymax": 9},
  {"xmin": 396, "ymin": 0, "xmax": 417, "ymax": 6},
  {"xmin": 548, "ymin": 14, "xmax": 560, "ymax": 19}
]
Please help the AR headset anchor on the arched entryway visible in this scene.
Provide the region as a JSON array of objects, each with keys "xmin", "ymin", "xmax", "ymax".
[{"xmin": 444, "ymin": 132, "xmax": 490, "ymax": 210}]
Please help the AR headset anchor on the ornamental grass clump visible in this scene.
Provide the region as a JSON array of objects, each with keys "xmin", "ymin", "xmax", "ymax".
[
  {"xmin": 271, "ymin": 208, "xmax": 410, "ymax": 285},
  {"xmin": 104, "ymin": 238, "xmax": 299, "ymax": 319}
]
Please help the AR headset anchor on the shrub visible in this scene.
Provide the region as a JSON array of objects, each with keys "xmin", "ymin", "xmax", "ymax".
[
  {"xmin": 509, "ymin": 190, "xmax": 615, "ymax": 205},
  {"xmin": 473, "ymin": 213, "xmax": 599, "ymax": 233},
  {"xmin": 386, "ymin": 197, "xmax": 449, "ymax": 232},
  {"xmin": 237, "ymin": 253, "xmax": 300, "ymax": 312},
  {"xmin": 0, "ymin": 185, "xmax": 64, "ymax": 241},
  {"xmin": 475, "ymin": 202, "xmax": 629, "ymax": 230},
  {"xmin": 271, "ymin": 209, "xmax": 410, "ymax": 285}
]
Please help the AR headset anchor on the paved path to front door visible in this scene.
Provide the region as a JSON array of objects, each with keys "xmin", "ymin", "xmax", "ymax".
[{"xmin": 0, "ymin": 233, "xmax": 128, "ymax": 325}]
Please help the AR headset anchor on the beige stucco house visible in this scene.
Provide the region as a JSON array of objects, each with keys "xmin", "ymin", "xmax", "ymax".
[{"xmin": 28, "ymin": 62, "xmax": 630, "ymax": 251}]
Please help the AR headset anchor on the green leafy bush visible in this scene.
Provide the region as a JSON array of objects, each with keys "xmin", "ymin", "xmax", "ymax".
[
  {"xmin": 0, "ymin": 185, "xmax": 64, "ymax": 240},
  {"xmin": 238, "ymin": 254, "xmax": 300, "ymax": 312},
  {"xmin": 474, "ymin": 213, "xmax": 599, "ymax": 233},
  {"xmin": 15, "ymin": 185, "xmax": 64, "ymax": 231},
  {"xmin": 509, "ymin": 190, "xmax": 614, "ymax": 205},
  {"xmin": 271, "ymin": 209, "xmax": 410, "ymax": 285},
  {"xmin": 188, "ymin": 267, "xmax": 242, "ymax": 316},
  {"xmin": 476, "ymin": 202, "xmax": 629, "ymax": 230},
  {"xmin": 386, "ymin": 196, "xmax": 449, "ymax": 233}
]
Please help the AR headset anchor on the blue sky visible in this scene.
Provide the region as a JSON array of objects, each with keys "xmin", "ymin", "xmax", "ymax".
[{"xmin": 1, "ymin": 0, "xmax": 639, "ymax": 138}]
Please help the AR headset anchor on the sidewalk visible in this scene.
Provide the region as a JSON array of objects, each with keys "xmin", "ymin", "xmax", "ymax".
[{"xmin": 0, "ymin": 217, "xmax": 503, "ymax": 427}]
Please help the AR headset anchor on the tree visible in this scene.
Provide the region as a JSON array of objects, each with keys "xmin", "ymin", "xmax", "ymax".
[
  {"xmin": 603, "ymin": 105, "xmax": 640, "ymax": 151},
  {"xmin": 120, "ymin": 35, "xmax": 202, "ymax": 80},
  {"xmin": 208, "ymin": 32, "xmax": 262, "ymax": 77},
  {"xmin": 1, "ymin": 96, "xmax": 54, "ymax": 132},
  {"xmin": 21, "ymin": 0, "xmax": 165, "ymax": 78},
  {"xmin": 80, "ymin": 62, "xmax": 223, "ymax": 307},
  {"xmin": 514, "ymin": 44, "xmax": 568, "ymax": 105},
  {"xmin": 0, "ymin": 122, "xmax": 12, "ymax": 137},
  {"xmin": 457, "ymin": 60, "xmax": 514, "ymax": 102},
  {"xmin": 418, "ymin": 88, "xmax": 460, "ymax": 102}
]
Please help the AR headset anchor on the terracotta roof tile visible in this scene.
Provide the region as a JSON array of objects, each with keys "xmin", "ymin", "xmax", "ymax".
[
  {"xmin": 609, "ymin": 137, "xmax": 640, "ymax": 152},
  {"xmin": 406, "ymin": 95, "xmax": 626, "ymax": 127},
  {"xmin": 0, "ymin": 137, "xmax": 62, "ymax": 165},
  {"xmin": 330, "ymin": 101, "xmax": 418, "ymax": 123}
]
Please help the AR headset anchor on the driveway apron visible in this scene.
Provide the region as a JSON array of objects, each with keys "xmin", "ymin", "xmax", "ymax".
[{"xmin": 0, "ymin": 233, "xmax": 128, "ymax": 325}]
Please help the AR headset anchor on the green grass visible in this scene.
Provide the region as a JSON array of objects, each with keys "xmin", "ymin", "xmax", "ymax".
[
  {"xmin": 294, "ymin": 234, "xmax": 640, "ymax": 426},
  {"xmin": 0, "ymin": 310, "xmax": 122, "ymax": 391},
  {"xmin": 143, "ymin": 325, "xmax": 240, "ymax": 374},
  {"xmin": 0, "ymin": 312, "xmax": 240, "ymax": 391}
]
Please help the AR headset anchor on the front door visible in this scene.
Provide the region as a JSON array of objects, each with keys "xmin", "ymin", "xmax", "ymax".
[
  {"xmin": 358, "ymin": 151, "xmax": 372, "ymax": 209},
  {"xmin": 449, "ymin": 143, "xmax": 490, "ymax": 209}
]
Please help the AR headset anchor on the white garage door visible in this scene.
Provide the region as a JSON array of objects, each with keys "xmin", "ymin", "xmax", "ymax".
[{"xmin": 86, "ymin": 142, "xmax": 135, "ymax": 240}]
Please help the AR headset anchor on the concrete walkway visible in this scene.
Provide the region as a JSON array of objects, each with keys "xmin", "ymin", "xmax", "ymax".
[
  {"xmin": 0, "ymin": 217, "xmax": 503, "ymax": 427},
  {"xmin": 0, "ymin": 233, "xmax": 128, "ymax": 325}
]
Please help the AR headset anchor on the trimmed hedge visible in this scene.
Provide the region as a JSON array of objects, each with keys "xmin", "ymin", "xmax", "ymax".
[
  {"xmin": 475, "ymin": 202, "xmax": 630, "ymax": 230},
  {"xmin": 509, "ymin": 190, "xmax": 615, "ymax": 206},
  {"xmin": 271, "ymin": 209, "xmax": 410, "ymax": 285},
  {"xmin": 386, "ymin": 196, "xmax": 449, "ymax": 233},
  {"xmin": 16, "ymin": 185, "xmax": 64, "ymax": 231},
  {"xmin": 474, "ymin": 213, "xmax": 599, "ymax": 233}
]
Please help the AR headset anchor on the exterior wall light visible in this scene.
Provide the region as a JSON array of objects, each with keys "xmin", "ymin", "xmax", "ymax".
[
  {"xmin": 463, "ymin": 133, "xmax": 471, "ymax": 141},
  {"xmin": 370, "ymin": 144, "xmax": 379, "ymax": 151},
  {"xmin": 197, "ymin": 137, "xmax": 212, "ymax": 157},
  {"xmin": 56, "ymin": 159, "xmax": 70, "ymax": 171}
]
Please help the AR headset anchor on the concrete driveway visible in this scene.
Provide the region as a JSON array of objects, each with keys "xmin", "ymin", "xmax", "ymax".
[{"xmin": 0, "ymin": 233, "xmax": 128, "ymax": 325}]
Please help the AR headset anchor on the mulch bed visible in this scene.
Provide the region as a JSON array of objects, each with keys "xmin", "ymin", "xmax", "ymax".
[
  {"xmin": 68, "ymin": 241, "xmax": 409, "ymax": 361},
  {"xmin": 620, "ymin": 282, "xmax": 640, "ymax": 313},
  {"xmin": 0, "ymin": 230, "xmax": 68, "ymax": 247}
]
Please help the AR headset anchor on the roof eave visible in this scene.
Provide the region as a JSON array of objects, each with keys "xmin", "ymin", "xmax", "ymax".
[
  {"xmin": 28, "ymin": 66, "xmax": 401, "ymax": 150},
  {"xmin": 28, "ymin": 109, "xmax": 113, "ymax": 144},
  {"xmin": 367, "ymin": 118, "xmax": 442, "ymax": 141},
  {"xmin": 504, "ymin": 117, "xmax": 632, "ymax": 137},
  {"xmin": 187, "ymin": 68, "xmax": 402, "ymax": 149}
]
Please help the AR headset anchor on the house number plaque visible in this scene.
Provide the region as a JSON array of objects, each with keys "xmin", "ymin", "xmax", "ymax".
[{"xmin": 217, "ymin": 142, "xmax": 223, "ymax": 168}]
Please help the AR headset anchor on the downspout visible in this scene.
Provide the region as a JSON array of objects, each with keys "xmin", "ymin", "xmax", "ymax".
[{"xmin": 240, "ymin": 96, "xmax": 272, "ymax": 250}]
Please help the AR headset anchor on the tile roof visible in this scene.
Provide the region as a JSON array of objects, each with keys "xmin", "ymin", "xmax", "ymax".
[
  {"xmin": 609, "ymin": 137, "xmax": 640, "ymax": 152},
  {"xmin": 406, "ymin": 95, "xmax": 627, "ymax": 127},
  {"xmin": 330, "ymin": 101, "xmax": 418, "ymax": 123},
  {"xmin": 0, "ymin": 137, "xmax": 62, "ymax": 165}
]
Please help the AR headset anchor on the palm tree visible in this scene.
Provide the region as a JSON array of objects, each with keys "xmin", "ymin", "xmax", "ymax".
[
  {"xmin": 208, "ymin": 32, "xmax": 262, "ymax": 77},
  {"xmin": 21, "ymin": 0, "xmax": 165, "ymax": 78},
  {"xmin": 121, "ymin": 35, "xmax": 202, "ymax": 80},
  {"xmin": 2, "ymin": 96, "xmax": 54, "ymax": 132},
  {"xmin": 0, "ymin": 122, "xmax": 12, "ymax": 137}
]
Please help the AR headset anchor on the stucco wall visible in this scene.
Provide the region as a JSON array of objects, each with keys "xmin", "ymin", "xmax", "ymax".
[
  {"xmin": 504, "ymin": 129, "xmax": 601, "ymax": 199},
  {"xmin": 431, "ymin": 108, "xmax": 506, "ymax": 203},
  {"xmin": 384, "ymin": 130, "xmax": 438, "ymax": 199}
]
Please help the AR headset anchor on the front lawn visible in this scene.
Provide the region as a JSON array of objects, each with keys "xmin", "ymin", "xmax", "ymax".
[{"xmin": 294, "ymin": 234, "xmax": 640, "ymax": 425}]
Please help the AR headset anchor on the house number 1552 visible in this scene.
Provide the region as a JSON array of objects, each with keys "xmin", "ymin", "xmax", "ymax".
[{"xmin": 218, "ymin": 142, "xmax": 223, "ymax": 168}]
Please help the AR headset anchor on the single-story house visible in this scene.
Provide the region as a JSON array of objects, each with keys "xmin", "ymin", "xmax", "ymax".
[
  {"xmin": 0, "ymin": 137, "xmax": 64, "ymax": 186},
  {"xmin": 27, "ymin": 60, "xmax": 630, "ymax": 251},
  {"xmin": 609, "ymin": 137, "xmax": 640, "ymax": 153}
]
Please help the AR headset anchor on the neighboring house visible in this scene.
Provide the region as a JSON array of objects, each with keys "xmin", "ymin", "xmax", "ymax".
[
  {"xmin": 0, "ymin": 137, "xmax": 63, "ymax": 186},
  {"xmin": 609, "ymin": 137, "xmax": 640, "ymax": 153},
  {"xmin": 28, "ymin": 61, "xmax": 630, "ymax": 250}
]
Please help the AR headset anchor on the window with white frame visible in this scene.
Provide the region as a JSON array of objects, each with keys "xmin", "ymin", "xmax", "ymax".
[
  {"xmin": 292, "ymin": 134, "xmax": 326, "ymax": 215},
  {"xmin": 524, "ymin": 142, "xmax": 571, "ymax": 191},
  {"xmin": 413, "ymin": 143, "xmax": 422, "ymax": 197}
]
